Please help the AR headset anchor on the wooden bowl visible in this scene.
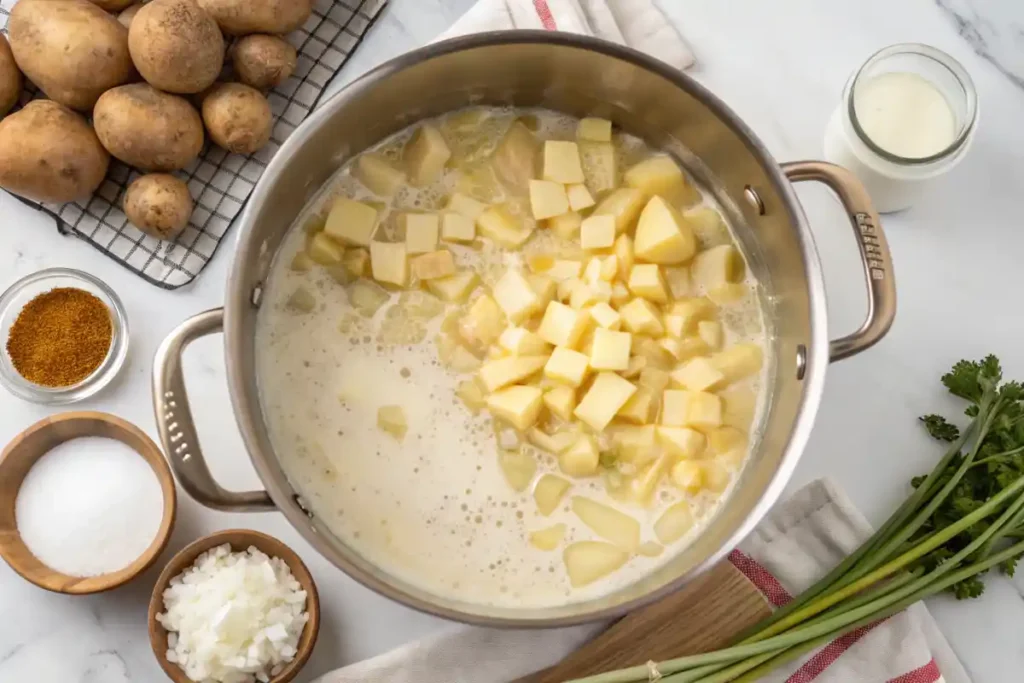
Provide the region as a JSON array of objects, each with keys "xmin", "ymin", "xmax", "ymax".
[
  {"xmin": 148, "ymin": 529, "xmax": 321, "ymax": 683},
  {"xmin": 0, "ymin": 411, "xmax": 177, "ymax": 594}
]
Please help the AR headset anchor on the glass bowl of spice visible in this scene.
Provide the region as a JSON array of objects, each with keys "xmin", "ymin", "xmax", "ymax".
[{"xmin": 0, "ymin": 268, "xmax": 129, "ymax": 404}]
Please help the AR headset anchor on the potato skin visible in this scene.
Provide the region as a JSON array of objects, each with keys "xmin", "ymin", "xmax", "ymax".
[
  {"xmin": 196, "ymin": 0, "xmax": 312, "ymax": 35},
  {"xmin": 129, "ymin": 0, "xmax": 225, "ymax": 94},
  {"xmin": 123, "ymin": 173, "xmax": 193, "ymax": 239},
  {"xmin": 202, "ymin": 83, "xmax": 272, "ymax": 155},
  {"xmin": 8, "ymin": 0, "xmax": 134, "ymax": 111},
  {"xmin": 93, "ymin": 84, "xmax": 204, "ymax": 171},
  {"xmin": 0, "ymin": 35, "xmax": 21, "ymax": 117},
  {"xmin": 88, "ymin": 0, "xmax": 137, "ymax": 10},
  {"xmin": 231, "ymin": 35, "xmax": 297, "ymax": 90},
  {"xmin": 0, "ymin": 100, "xmax": 110, "ymax": 204}
]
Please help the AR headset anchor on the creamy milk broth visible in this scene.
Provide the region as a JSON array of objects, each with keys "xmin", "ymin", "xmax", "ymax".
[{"xmin": 256, "ymin": 108, "xmax": 767, "ymax": 608}]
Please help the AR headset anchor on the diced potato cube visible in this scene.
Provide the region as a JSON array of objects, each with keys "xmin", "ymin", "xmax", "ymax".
[
  {"xmin": 638, "ymin": 541, "xmax": 665, "ymax": 557},
  {"xmin": 410, "ymin": 250, "xmax": 456, "ymax": 281},
  {"xmin": 572, "ymin": 497, "xmax": 640, "ymax": 552},
  {"xmin": 657, "ymin": 426, "xmax": 706, "ymax": 459},
  {"xmin": 698, "ymin": 320, "xmax": 723, "ymax": 349},
  {"xmin": 528, "ymin": 274, "xmax": 557, "ymax": 310},
  {"xmin": 639, "ymin": 367, "xmax": 671, "ymax": 393},
  {"xmin": 493, "ymin": 269, "xmax": 541, "ymax": 323},
  {"xmin": 544, "ymin": 347, "xmax": 590, "ymax": 387},
  {"xmin": 449, "ymin": 345, "xmax": 483, "ymax": 373},
  {"xmin": 559, "ymin": 435, "xmax": 599, "ymax": 477},
  {"xmin": 538, "ymin": 384, "xmax": 572, "ymax": 418},
  {"xmin": 493, "ymin": 121, "xmax": 539, "ymax": 190},
  {"xmin": 348, "ymin": 279, "xmax": 390, "ymax": 317},
  {"xmin": 537, "ymin": 302, "xmax": 591, "ymax": 348},
  {"xmin": 563, "ymin": 541, "xmax": 629, "ymax": 587},
  {"xmin": 703, "ymin": 461, "xmax": 732, "ymax": 493},
  {"xmin": 459, "ymin": 294, "xmax": 505, "ymax": 350},
  {"xmin": 377, "ymin": 405, "xmax": 407, "ymax": 440},
  {"xmin": 664, "ymin": 266, "xmax": 690, "ymax": 299},
  {"xmin": 705, "ymin": 283, "xmax": 746, "ymax": 306},
  {"xmin": 593, "ymin": 187, "xmax": 646, "ymax": 234},
  {"xmin": 557, "ymin": 277, "xmax": 580, "ymax": 302},
  {"xmin": 634, "ymin": 196, "xmax": 698, "ymax": 265},
  {"xmin": 579, "ymin": 141, "xmax": 617, "ymax": 195},
  {"xmin": 661, "ymin": 390, "xmax": 691, "ymax": 427},
  {"xmin": 477, "ymin": 205, "xmax": 533, "ymax": 248},
  {"xmin": 709, "ymin": 425, "xmax": 748, "ymax": 455},
  {"xmin": 629, "ymin": 452, "xmax": 673, "ymax": 504},
  {"xmin": 663, "ymin": 316, "xmax": 684, "ymax": 339},
  {"xmin": 686, "ymin": 391, "xmax": 722, "ymax": 430},
  {"xmin": 619, "ymin": 298, "xmax": 665, "ymax": 336},
  {"xmin": 402, "ymin": 213, "xmax": 440, "ymax": 254},
  {"xmin": 302, "ymin": 213, "xmax": 326, "ymax": 235},
  {"xmin": 545, "ymin": 259, "xmax": 584, "ymax": 282},
  {"xmin": 427, "ymin": 270, "xmax": 479, "ymax": 302},
  {"xmin": 608, "ymin": 424, "xmax": 658, "ymax": 464},
  {"xmin": 404, "ymin": 124, "xmax": 451, "ymax": 186},
  {"xmin": 499, "ymin": 327, "xmax": 550, "ymax": 355},
  {"xmin": 590, "ymin": 328, "xmax": 631, "ymax": 371},
  {"xmin": 487, "ymin": 386, "xmax": 544, "ymax": 431},
  {"xmin": 635, "ymin": 336, "xmax": 673, "ymax": 369},
  {"xmin": 580, "ymin": 214, "xmax": 616, "ymax": 250},
  {"xmin": 447, "ymin": 192, "xmax": 488, "ymax": 220},
  {"xmin": 710, "ymin": 343, "xmax": 763, "ymax": 384},
  {"xmin": 613, "ymin": 234, "xmax": 634, "ymax": 281},
  {"xmin": 588, "ymin": 302, "xmax": 621, "ymax": 330},
  {"xmin": 547, "ymin": 211, "xmax": 583, "ymax": 241},
  {"xmin": 543, "ymin": 140, "xmax": 585, "ymax": 184},
  {"xmin": 567, "ymin": 183, "xmax": 595, "ymax": 211},
  {"xmin": 342, "ymin": 248, "xmax": 370, "ymax": 278},
  {"xmin": 370, "ymin": 241, "xmax": 408, "ymax": 287},
  {"xmin": 622, "ymin": 355, "xmax": 647, "ymax": 379},
  {"xmin": 478, "ymin": 356, "xmax": 548, "ymax": 392},
  {"xmin": 686, "ymin": 206, "xmax": 730, "ymax": 245},
  {"xmin": 499, "ymin": 448, "xmax": 537, "ymax": 491},
  {"xmin": 455, "ymin": 379, "xmax": 486, "ymax": 413},
  {"xmin": 671, "ymin": 357, "xmax": 726, "ymax": 392},
  {"xmin": 599, "ymin": 255, "xmax": 618, "ymax": 282},
  {"xmin": 654, "ymin": 501, "xmax": 694, "ymax": 544},
  {"xmin": 307, "ymin": 232, "xmax": 344, "ymax": 265},
  {"xmin": 290, "ymin": 251, "xmax": 313, "ymax": 272},
  {"xmin": 668, "ymin": 297, "xmax": 716, "ymax": 332},
  {"xmin": 692, "ymin": 244, "xmax": 745, "ymax": 293},
  {"xmin": 325, "ymin": 197, "xmax": 379, "ymax": 247},
  {"xmin": 658, "ymin": 338, "xmax": 684, "ymax": 361},
  {"xmin": 628, "ymin": 264, "xmax": 669, "ymax": 302},
  {"xmin": 578, "ymin": 117, "xmax": 612, "ymax": 142},
  {"xmin": 610, "ymin": 282, "xmax": 631, "ymax": 306},
  {"xmin": 721, "ymin": 385, "xmax": 757, "ymax": 430},
  {"xmin": 618, "ymin": 388, "xmax": 657, "ymax": 425},
  {"xmin": 529, "ymin": 524, "xmax": 566, "ymax": 551},
  {"xmin": 440, "ymin": 212, "xmax": 476, "ymax": 243},
  {"xmin": 286, "ymin": 286, "xmax": 317, "ymax": 313},
  {"xmin": 671, "ymin": 460, "xmax": 703, "ymax": 491},
  {"xmin": 574, "ymin": 372, "xmax": 637, "ymax": 431},
  {"xmin": 583, "ymin": 257, "xmax": 603, "ymax": 285},
  {"xmin": 355, "ymin": 154, "xmax": 406, "ymax": 196},
  {"xmin": 624, "ymin": 155, "xmax": 700, "ymax": 208},
  {"xmin": 569, "ymin": 281, "xmax": 606, "ymax": 310},
  {"xmin": 534, "ymin": 474, "xmax": 571, "ymax": 515},
  {"xmin": 529, "ymin": 179, "xmax": 570, "ymax": 220},
  {"xmin": 527, "ymin": 428, "xmax": 577, "ymax": 454}
]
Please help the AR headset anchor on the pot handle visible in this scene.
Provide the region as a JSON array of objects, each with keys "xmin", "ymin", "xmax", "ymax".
[
  {"xmin": 152, "ymin": 308, "xmax": 276, "ymax": 512},
  {"xmin": 781, "ymin": 161, "xmax": 896, "ymax": 362}
]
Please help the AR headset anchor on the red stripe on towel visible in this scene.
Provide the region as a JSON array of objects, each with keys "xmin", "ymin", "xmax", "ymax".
[
  {"xmin": 888, "ymin": 658, "xmax": 942, "ymax": 683},
  {"xmin": 784, "ymin": 621, "xmax": 884, "ymax": 683},
  {"xmin": 728, "ymin": 549, "xmax": 793, "ymax": 607},
  {"xmin": 533, "ymin": 0, "xmax": 557, "ymax": 30}
]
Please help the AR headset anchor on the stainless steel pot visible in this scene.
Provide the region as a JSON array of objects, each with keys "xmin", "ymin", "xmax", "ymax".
[{"xmin": 153, "ymin": 33, "xmax": 895, "ymax": 626}]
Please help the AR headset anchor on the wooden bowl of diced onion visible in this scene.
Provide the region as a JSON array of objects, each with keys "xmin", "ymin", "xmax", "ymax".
[{"xmin": 147, "ymin": 529, "xmax": 320, "ymax": 683}]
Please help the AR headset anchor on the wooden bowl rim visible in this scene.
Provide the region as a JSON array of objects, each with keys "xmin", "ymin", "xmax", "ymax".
[
  {"xmin": 0, "ymin": 411, "xmax": 177, "ymax": 594},
  {"xmin": 148, "ymin": 528, "xmax": 321, "ymax": 683}
]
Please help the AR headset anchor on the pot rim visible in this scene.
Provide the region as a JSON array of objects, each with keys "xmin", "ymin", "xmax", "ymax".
[{"xmin": 225, "ymin": 30, "xmax": 830, "ymax": 627}]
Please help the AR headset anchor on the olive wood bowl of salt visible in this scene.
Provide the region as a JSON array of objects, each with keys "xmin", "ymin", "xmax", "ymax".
[
  {"xmin": 0, "ymin": 411, "xmax": 177, "ymax": 594},
  {"xmin": 148, "ymin": 529, "xmax": 321, "ymax": 683}
]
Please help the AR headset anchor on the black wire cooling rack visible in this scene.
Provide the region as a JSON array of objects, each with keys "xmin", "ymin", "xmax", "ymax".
[{"xmin": 0, "ymin": 0, "xmax": 387, "ymax": 290}]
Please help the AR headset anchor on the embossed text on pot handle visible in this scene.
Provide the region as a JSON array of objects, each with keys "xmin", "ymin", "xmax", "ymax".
[
  {"xmin": 152, "ymin": 309, "xmax": 275, "ymax": 512},
  {"xmin": 782, "ymin": 161, "xmax": 897, "ymax": 362}
]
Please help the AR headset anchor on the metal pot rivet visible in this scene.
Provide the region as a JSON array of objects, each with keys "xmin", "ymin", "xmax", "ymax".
[
  {"xmin": 744, "ymin": 185, "xmax": 766, "ymax": 215},
  {"xmin": 796, "ymin": 344, "xmax": 807, "ymax": 380}
]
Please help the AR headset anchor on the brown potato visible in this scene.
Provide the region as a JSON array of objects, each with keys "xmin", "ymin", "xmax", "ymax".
[
  {"xmin": 117, "ymin": 3, "xmax": 144, "ymax": 28},
  {"xmin": 202, "ymin": 83, "xmax": 272, "ymax": 155},
  {"xmin": 0, "ymin": 100, "xmax": 110, "ymax": 204},
  {"xmin": 123, "ymin": 173, "xmax": 193, "ymax": 239},
  {"xmin": 88, "ymin": 0, "xmax": 137, "ymax": 10},
  {"xmin": 129, "ymin": 0, "xmax": 225, "ymax": 94},
  {"xmin": 93, "ymin": 84, "xmax": 204, "ymax": 171},
  {"xmin": 0, "ymin": 35, "xmax": 21, "ymax": 118},
  {"xmin": 7, "ymin": 0, "xmax": 134, "ymax": 111},
  {"xmin": 196, "ymin": 0, "xmax": 312, "ymax": 35},
  {"xmin": 231, "ymin": 35, "xmax": 297, "ymax": 90}
]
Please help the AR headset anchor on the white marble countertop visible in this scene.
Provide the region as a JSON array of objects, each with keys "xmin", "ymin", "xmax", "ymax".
[{"xmin": 2, "ymin": 0, "xmax": 1024, "ymax": 681}]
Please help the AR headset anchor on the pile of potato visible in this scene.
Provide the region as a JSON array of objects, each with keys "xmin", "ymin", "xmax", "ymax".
[{"xmin": 0, "ymin": 0, "xmax": 310, "ymax": 240}]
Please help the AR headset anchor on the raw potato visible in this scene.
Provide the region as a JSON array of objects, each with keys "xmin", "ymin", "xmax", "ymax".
[
  {"xmin": 231, "ymin": 34, "xmax": 297, "ymax": 90},
  {"xmin": 563, "ymin": 541, "xmax": 629, "ymax": 588},
  {"xmin": 196, "ymin": 0, "xmax": 313, "ymax": 35},
  {"xmin": 129, "ymin": 0, "xmax": 225, "ymax": 94},
  {"xmin": 0, "ymin": 35, "xmax": 20, "ymax": 117},
  {"xmin": 123, "ymin": 173, "xmax": 194, "ymax": 240},
  {"xmin": 117, "ymin": 4, "xmax": 145, "ymax": 28},
  {"xmin": 202, "ymin": 83, "xmax": 273, "ymax": 155},
  {"xmin": 8, "ymin": 0, "xmax": 134, "ymax": 111},
  {"xmin": 0, "ymin": 100, "xmax": 109, "ymax": 204},
  {"xmin": 93, "ymin": 84, "xmax": 204, "ymax": 171},
  {"xmin": 89, "ymin": 0, "xmax": 138, "ymax": 9}
]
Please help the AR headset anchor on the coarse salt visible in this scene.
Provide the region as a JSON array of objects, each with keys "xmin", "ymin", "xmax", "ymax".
[{"xmin": 15, "ymin": 436, "xmax": 164, "ymax": 577}]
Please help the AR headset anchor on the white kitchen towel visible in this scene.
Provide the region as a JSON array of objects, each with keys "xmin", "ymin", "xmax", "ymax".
[
  {"xmin": 312, "ymin": 479, "xmax": 970, "ymax": 683},
  {"xmin": 436, "ymin": 0, "xmax": 695, "ymax": 71}
]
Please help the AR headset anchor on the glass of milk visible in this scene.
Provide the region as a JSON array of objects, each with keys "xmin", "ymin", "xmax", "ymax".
[{"xmin": 824, "ymin": 43, "xmax": 977, "ymax": 213}]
